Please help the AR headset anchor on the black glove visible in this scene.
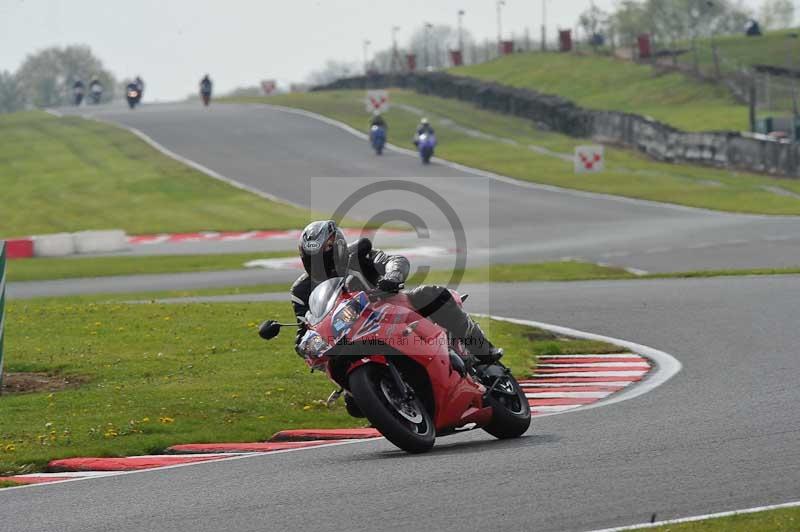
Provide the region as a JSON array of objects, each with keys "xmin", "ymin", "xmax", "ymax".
[{"xmin": 376, "ymin": 277, "xmax": 404, "ymax": 293}]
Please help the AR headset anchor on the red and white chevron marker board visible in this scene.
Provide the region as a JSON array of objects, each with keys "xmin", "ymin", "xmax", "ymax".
[
  {"xmin": 365, "ymin": 90, "xmax": 390, "ymax": 113},
  {"xmin": 574, "ymin": 145, "xmax": 605, "ymax": 174}
]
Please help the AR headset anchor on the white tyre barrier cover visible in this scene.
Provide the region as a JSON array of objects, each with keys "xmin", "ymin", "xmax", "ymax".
[
  {"xmin": 73, "ymin": 230, "xmax": 129, "ymax": 254},
  {"xmin": 33, "ymin": 233, "xmax": 76, "ymax": 257}
]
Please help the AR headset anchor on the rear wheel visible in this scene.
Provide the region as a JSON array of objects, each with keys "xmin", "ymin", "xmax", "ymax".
[
  {"xmin": 481, "ymin": 368, "xmax": 531, "ymax": 439},
  {"xmin": 349, "ymin": 364, "xmax": 435, "ymax": 453}
]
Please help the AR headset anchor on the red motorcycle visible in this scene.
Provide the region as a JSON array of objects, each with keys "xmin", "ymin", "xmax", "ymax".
[{"xmin": 259, "ymin": 277, "xmax": 531, "ymax": 453}]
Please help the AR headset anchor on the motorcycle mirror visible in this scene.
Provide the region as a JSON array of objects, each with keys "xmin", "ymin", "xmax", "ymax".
[{"xmin": 258, "ymin": 320, "xmax": 283, "ymax": 340}]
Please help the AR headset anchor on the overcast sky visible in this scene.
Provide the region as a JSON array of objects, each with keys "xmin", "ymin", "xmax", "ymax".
[{"xmin": 0, "ymin": 0, "xmax": 776, "ymax": 101}]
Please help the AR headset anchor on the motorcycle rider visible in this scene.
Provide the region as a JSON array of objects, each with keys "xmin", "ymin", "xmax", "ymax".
[
  {"xmin": 89, "ymin": 77, "xmax": 103, "ymax": 103},
  {"xmin": 72, "ymin": 79, "xmax": 85, "ymax": 106},
  {"xmin": 200, "ymin": 74, "xmax": 213, "ymax": 100},
  {"xmin": 134, "ymin": 76, "xmax": 145, "ymax": 99},
  {"xmin": 369, "ymin": 111, "xmax": 387, "ymax": 130},
  {"xmin": 414, "ymin": 117, "xmax": 434, "ymax": 146},
  {"xmin": 416, "ymin": 117, "xmax": 434, "ymax": 136},
  {"xmin": 291, "ymin": 220, "xmax": 502, "ymax": 364}
]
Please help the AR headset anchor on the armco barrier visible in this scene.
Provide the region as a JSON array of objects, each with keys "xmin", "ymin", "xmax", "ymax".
[
  {"xmin": 314, "ymin": 73, "xmax": 800, "ymax": 178},
  {"xmin": 1, "ymin": 241, "xmax": 6, "ymax": 392}
]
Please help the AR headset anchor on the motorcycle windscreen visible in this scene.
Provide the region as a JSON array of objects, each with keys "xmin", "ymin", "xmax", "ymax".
[{"xmin": 306, "ymin": 277, "xmax": 345, "ymax": 325}]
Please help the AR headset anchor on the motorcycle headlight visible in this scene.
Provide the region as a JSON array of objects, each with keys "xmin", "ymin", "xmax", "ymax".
[
  {"xmin": 332, "ymin": 293, "xmax": 367, "ymax": 337},
  {"xmin": 300, "ymin": 331, "xmax": 330, "ymax": 359}
]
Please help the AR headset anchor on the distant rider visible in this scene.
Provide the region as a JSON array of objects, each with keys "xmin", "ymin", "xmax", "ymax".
[
  {"xmin": 416, "ymin": 117, "xmax": 434, "ymax": 136},
  {"xmin": 414, "ymin": 117, "xmax": 434, "ymax": 145},
  {"xmin": 200, "ymin": 74, "xmax": 213, "ymax": 96},
  {"xmin": 369, "ymin": 111, "xmax": 387, "ymax": 130},
  {"xmin": 89, "ymin": 78, "xmax": 103, "ymax": 103},
  {"xmin": 134, "ymin": 76, "xmax": 145, "ymax": 99},
  {"xmin": 72, "ymin": 79, "xmax": 85, "ymax": 105}
]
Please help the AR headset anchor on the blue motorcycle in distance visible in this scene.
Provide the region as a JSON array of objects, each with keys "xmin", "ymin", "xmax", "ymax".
[
  {"xmin": 370, "ymin": 125, "xmax": 387, "ymax": 155},
  {"xmin": 417, "ymin": 133, "xmax": 436, "ymax": 164}
]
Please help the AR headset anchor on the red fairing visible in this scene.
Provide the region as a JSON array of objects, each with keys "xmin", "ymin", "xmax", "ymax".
[{"xmin": 306, "ymin": 288, "xmax": 492, "ymax": 433}]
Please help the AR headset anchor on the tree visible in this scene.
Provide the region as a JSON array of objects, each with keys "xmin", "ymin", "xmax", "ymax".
[
  {"xmin": 609, "ymin": 1, "xmax": 649, "ymax": 50},
  {"xmin": 15, "ymin": 45, "xmax": 116, "ymax": 107},
  {"xmin": 306, "ymin": 60, "xmax": 358, "ymax": 86},
  {"xmin": 0, "ymin": 71, "xmax": 24, "ymax": 114},
  {"xmin": 578, "ymin": 4, "xmax": 611, "ymax": 49},
  {"xmin": 407, "ymin": 24, "xmax": 474, "ymax": 70},
  {"xmin": 759, "ymin": 0, "xmax": 795, "ymax": 30}
]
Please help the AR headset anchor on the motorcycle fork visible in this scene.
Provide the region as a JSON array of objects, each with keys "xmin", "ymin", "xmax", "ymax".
[{"xmin": 387, "ymin": 360, "xmax": 414, "ymax": 400}]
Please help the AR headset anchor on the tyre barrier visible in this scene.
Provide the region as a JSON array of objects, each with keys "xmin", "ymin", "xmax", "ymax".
[
  {"xmin": 32, "ymin": 233, "xmax": 76, "ymax": 257},
  {"xmin": 5, "ymin": 230, "xmax": 130, "ymax": 260},
  {"xmin": 72, "ymin": 230, "xmax": 128, "ymax": 254},
  {"xmin": 4, "ymin": 239, "xmax": 34, "ymax": 259}
]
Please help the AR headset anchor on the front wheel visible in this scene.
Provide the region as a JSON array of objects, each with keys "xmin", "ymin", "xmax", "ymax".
[
  {"xmin": 349, "ymin": 364, "xmax": 435, "ymax": 453},
  {"xmin": 482, "ymin": 369, "xmax": 531, "ymax": 439}
]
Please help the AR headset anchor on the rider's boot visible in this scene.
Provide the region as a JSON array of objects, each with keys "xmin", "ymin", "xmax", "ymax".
[
  {"xmin": 407, "ymin": 285, "xmax": 504, "ymax": 365},
  {"xmin": 464, "ymin": 319, "xmax": 504, "ymax": 365}
]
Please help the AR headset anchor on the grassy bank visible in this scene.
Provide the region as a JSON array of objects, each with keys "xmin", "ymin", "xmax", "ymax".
[
  {"xmin": 676, "ymin": 28, "xmax": 800, "ymax": 77},
  {"xmin": 451, "ymin": 52, "xmax": 746, "ymax": 132},
  {"xmin": 646, "ymin": 505, "xmax": 800, "ymax": 531},
  {"xmin": 228, "ymin": 90, "xmax": 800, "ymax": 215},
  {"xmin": 6, "ymin": 251, "xmax": 296, "ymax": 283},
  {"xmin": 0, "ymin": 111, "xmax": 313, "ymax": 238},
  {"xmin": 8, "ymin": 252, "xmax": 632, "ymax": 284},
  {"xmin": 0, "ymin": 298, "xmax": 617, "ymax": 475}
]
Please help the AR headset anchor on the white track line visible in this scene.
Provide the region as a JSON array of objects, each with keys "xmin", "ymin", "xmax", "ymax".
[
  {"xmin": 532, "ymin": 405, "xmax": 582, "ymax": 412},
  {"xmin": 532, "ymin": 371, "xmax": 648, "ymax": 378},
  {"xmin": 538, "ymin": 354, "xmax": 644, "ymax": 359},
  {"xmin": 586, "ymin": 499, "xmax": 800, "ymax": 531},
  {"xmin": 521, "ymin": 381, "xmax": 635, "ymax": 388},
  {"xmin": 526, "ymin": 392, "xmax": 612, "ymax": 399}
]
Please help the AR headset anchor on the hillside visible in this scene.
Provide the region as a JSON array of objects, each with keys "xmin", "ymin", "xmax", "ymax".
[
  {"xmin": 451, "ymin": 52, "xmax": 748, "ymax": 132},
  {"xmin": 677, "ymin": 27, "xmax": 800, "ymax": 75}
]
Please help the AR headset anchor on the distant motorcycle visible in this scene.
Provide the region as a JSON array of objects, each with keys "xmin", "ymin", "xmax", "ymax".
[
  {"xmin": 369, "ymin": 125, "xmax": 386, "ymax": 155},
  {"xmin": 416, "ymin": 133, "xmax": 437, "ymax": 164},
  {"xmin": 73, "ymin": 86, "xmax": 84, "ymax": 106},
  {"xmin": 89, "ymin": 85, "xmax": 103, "ymax": 105},
  {"xmin": 126, "ymin": 85, "xmax": 141, "ymax": 109},
  {"xmin": 200, "ymin": 76, "xmax": 213, "ymax": 107}
]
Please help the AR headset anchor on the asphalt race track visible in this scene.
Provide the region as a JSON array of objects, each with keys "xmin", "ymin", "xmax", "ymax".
[{"xmin": 4, "ymin": 103, "xmax": 799, "ymax": 531}]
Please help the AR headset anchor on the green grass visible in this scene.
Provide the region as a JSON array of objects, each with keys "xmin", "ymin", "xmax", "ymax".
[
  {"xmin": 0, "ymin": 297, "xmax": 620, "ymax": 475},
  {"xmin": 409, "ymin": 261, "xmax": 635, "ymax": 285},
  {"xmin": 0, "ymin": 111, "xmax": 314, "ymax": 238},
  {"xmin": 451, "ymin": 52, "xmax": 747, "ymax": 132},
  {"xmin": 6, "ymin": 251, "xmax": 296, "ymax": 283},
  {"xmin": 677, "ymin": 28, "xmax": 800, "ymax": 77},
  {"xmin": 229, "ymin": 90, "xmax": 800, "ymax": 215},
  {"xmin": 646, "ymin": 506, "xmax": 800, "ymax": 531}
]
